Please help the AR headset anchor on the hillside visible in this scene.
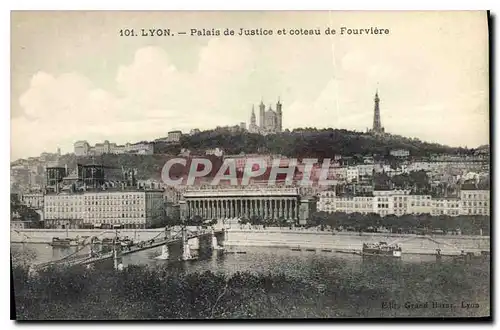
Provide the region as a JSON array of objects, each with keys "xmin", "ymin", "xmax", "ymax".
[
  {"xmin": 45, "ymin": 128, "xmax": 475, "ymax": 181},
  {"xmin": 180, "ymin": 128, "xmax": 471, "ymax": 158}
]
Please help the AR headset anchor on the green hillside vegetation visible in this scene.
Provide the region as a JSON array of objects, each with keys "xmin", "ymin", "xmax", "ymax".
[
  {"xmin": 180, "ymin": 128, "xmax": 472, "ymax": 159},
  {"xmin": 47, "ymin": 129, "xmax": 477, "ymax": 181}
]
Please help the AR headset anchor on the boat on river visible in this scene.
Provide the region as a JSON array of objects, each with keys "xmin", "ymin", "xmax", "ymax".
[
  {"xmin": 50, "ymin": 237, "xmax": 79, "ymax": 247},
  {"xmin": 362, "ymin": 241, "xmax": 402, "ymax": 258}
]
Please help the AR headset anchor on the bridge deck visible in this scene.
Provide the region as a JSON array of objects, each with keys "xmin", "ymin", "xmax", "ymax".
[{"xmin": 35, "ymin": 230, "xmax": 223, "ymax": 269}]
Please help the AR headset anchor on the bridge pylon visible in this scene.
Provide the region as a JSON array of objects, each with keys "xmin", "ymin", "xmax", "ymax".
[
  {"xmin": 181, "ymin": 225, "xmax": 194, "ymax": 260},
  {"xmin": 112, "ymin": 238, "xmax": 124, "ymax": 271}
]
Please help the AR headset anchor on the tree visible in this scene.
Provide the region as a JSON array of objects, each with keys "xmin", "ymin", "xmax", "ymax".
[
  {"xmin": 189, "ymin": 215, "xmax": 204, "ymax": 227},
  {"xmin": 249, "ymin": 215, "xmax": 262, "ymax": 226}
]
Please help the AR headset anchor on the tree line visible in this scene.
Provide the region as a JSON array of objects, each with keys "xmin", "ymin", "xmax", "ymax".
[
  {"xmin": 181, "ymin": 128, "xmax": 470, "ymax": 159},
  {"xmin": 308, "ymin": 211, "xmax": 490, "ymax": 236},
  {"xmin": 11, "ymin": 250, "xmax": 490, "ymax": 319}
]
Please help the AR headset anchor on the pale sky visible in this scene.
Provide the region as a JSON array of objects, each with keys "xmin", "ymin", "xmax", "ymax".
[{"xmin": 11, "ymin": 11, "xmax": 489, "ymax": 160}]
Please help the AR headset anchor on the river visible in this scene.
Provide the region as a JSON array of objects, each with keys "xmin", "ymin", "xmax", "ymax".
[
  {"xmin": 12, "ymin": 242, "xmax": 445, "ymax": 273},
  {"xmin": 11, "ymin": 243, "xmax": 490, "ymax": 318}
]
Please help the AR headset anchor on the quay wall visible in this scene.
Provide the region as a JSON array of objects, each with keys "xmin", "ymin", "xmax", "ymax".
[
  {"xmin": 11, "ymin": 227, "xmax": 490, "ymax": 255},
  {"xmin": 224, "ymin": 228, "xmax": 490, "ymax": 255}
]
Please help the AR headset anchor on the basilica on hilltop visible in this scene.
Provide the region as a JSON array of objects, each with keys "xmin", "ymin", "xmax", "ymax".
[{"xmin": 248, "ymin": 99, "xmax": 283, "ymax": 135}]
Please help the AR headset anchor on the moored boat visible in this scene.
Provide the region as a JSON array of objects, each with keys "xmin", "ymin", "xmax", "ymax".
[
  {"xmin": 50, "ymin": 237, "xmax": 78, "ymax": 247},
  {"xmin": 362, "ymin": 241, "xmax": 402, "ymax": 258}
]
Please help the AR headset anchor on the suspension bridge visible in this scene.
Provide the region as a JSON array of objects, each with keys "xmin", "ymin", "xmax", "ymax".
[{"xmin": 30, "ymin": 226, "xmax": 225, "ymax": 270}]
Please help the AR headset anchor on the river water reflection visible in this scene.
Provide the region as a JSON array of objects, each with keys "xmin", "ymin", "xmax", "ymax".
[
  {"xmin": 12, "ymin": 242, "xmax": 459, "ymax": 276},
  {"xmin": 12, "ymin": 242, "xmax": 490, "ymax": 317}
]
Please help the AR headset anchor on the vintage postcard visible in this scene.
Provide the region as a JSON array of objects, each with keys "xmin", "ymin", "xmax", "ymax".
[{"xmin": 10, "ymin": 11, "xmax": 490, "ymax": 320}]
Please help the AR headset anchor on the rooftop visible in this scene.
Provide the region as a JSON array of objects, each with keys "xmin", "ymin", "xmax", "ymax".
[{"xmin": 45, "ymin": 188, "xmax": 164, "ymax": 196}]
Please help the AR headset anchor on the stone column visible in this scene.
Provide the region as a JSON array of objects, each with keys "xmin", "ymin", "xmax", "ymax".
[
  {"xmin": 235, "ymin": 199, "xmax": 239, "ymax": 218},
  {"xmin": 247, "ymin": 199, "xmax": 251, "ymax": 218},
  {"xmin": 273, "ymin": 198, "xmax": 278, "ymax": 219},
  {"xmin": 295, "ymin": 200, "xmax": 299, "ymax": 220}
]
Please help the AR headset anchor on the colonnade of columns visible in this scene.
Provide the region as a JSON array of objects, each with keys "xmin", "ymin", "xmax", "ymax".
[{"xmin": 186, "ymin": 197, "xmax": 299, "ymax": 220}]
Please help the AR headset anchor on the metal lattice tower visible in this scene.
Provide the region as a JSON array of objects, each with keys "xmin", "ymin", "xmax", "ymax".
[{"xmin": 372, "ymin": 90, "xmax": 383, "ymax": 134}]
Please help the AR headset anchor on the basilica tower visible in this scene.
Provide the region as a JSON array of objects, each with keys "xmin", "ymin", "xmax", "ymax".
[{"xmin": 259, "ymin": 100, "xmax": 265, "ymax": 128}]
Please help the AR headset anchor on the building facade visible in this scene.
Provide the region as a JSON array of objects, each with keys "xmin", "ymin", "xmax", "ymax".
[
  {"xmin": 407, "ymin": 195, "xmax": 433, "ymax": 214},
  {"xmin": 390, "ymin": 149, "xmax": 410, "ymax": 158},
  {"xmin": 460, "ymin": 189, "xmax": 490, "ymax": 216},
  {"xmin": 223, "ymin": 154, "xmax": 273, "ymax": 172},
  {"xmin": 44, "ymin": 189, "xmax": 165, "ymax": 229},
  {"xmin": 73, "ymin": 140, "xmax": 154, "ymax": 156},
  {"xmin": 167, "ymin": 131, "xmax": 182, "ymax": 143},
  {"xmin": 318, "ymin": 188, "xmax": 490, "ymax": 218},
  {"xmin": 431, "ymin": 198, "xmax": 461, "ymax": 217},
  {"xmin": 74, "ymin": 141, "xmax": 91, "ymax": 156},
  {"xmin": 20, "ymin": 193, "xmax": 44, "ymax": 210},
  {"xmin": 206, "ymin": 148, "xmax": 224, "ymax": 157},
  {"xmin": 180, "ymin": 187, "xmax": 311, "ymax": 224}
]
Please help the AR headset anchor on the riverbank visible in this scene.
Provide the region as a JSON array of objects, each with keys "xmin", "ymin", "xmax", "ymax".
[
  {"xmin": 11, "ymin": 227, "xmax": 490, "ymax": 256},
  {"xmin": 223, "ymin": 228, "xmax": 490, "ymax": 256},
  {"xmin": 12, "ymin": 259, "xmax": 490, "ymax": 319}
]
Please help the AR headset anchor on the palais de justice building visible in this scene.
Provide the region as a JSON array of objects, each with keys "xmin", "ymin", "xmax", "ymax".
[{"xmin": 179, "ymin": 187, "xmax": 316, "ymax": 224}]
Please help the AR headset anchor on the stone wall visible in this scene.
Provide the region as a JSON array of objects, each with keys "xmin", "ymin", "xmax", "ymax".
[
  {"xmin": 10, "ymin": 227, "xmax": 490, "ymax": 256},
  {"xmin": 224, "ymin": 228, "xmax": 490, "ymax": 255}
]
